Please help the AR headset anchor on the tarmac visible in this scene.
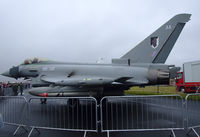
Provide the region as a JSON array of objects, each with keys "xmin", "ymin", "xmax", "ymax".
[
  {"xmin": 0, "ymin": 89, "xmax": 200, "ymax": 137},
  {"xmin": 0, "ymin": 125, "xmax": 197, "ymax": 137}
]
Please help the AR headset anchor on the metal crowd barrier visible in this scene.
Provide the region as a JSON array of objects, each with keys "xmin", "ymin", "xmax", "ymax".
[
  {"xmin": 2, "ymin": 94, "xmax": 200, "ymax": 137},
  {"xmin": 185, "ymin": 93, "xmax": 200, "ymax": 137},
  {"xmin": 0, "ymin": 96, "xmax": 28, "ymax": 135},
  {"xmin": 27, "ymin": 97, "xmax": 98, "ymax": 137},
  {"xmin": 100, "ymin": 95, "xmax": 184, "ymax": 137}
]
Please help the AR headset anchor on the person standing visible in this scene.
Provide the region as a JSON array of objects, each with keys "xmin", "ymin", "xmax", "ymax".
[
  {"xmin": 12, "ymin": 84, "xmax": 18, "ymax": 96},
  {"xmin": 0, "ymin": 113, "xmax": 3, "ymax": 128},
  {"xmin": 0, "ymin": 83, "xmax": 2, "ymax": 96},
  {"xmin": 0, "ymin": 83, "xmax": 5, "ymax": 96},
  {"xmin": 19, "ymin": 83, "xmax": 23, "ymax": 95}
]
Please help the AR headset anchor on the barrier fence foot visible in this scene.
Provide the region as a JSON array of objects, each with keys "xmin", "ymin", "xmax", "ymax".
[
  {"xmin": 27, "ymin": 127, "xmax": 40, "ymax": 137},
  {"xmin": 13, "ymin": 126, "xmax": 21, "ymax": 136},
  {"xmin": 13, "ymin": 125, "xmax": 28, "ymax": 136},
  {"xmin": 187, "ymin": 128, "xmax": 200, "ymax": 137},
  {"xmin": 35, "ymin": 128, "xmax": 40, "ymax": 134},
  {"xmin": 170, "ymin": 129, "xmax": 176, "ymax": 137},
  {"xmin": 107, "ymin": 131, "xmax": 110, "ymax": 137},
  {"xmin": 83, "ymin": 131, "xmax": 87, "ymax": 137}
]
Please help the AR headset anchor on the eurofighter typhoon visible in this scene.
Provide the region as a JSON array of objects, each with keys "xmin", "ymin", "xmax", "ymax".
[{"xmin": 2, "ymin": 14, "xmax": 191, "ymax": 101}]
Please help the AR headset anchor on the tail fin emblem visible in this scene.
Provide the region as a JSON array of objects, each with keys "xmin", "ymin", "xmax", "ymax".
[{"xmin": 151, "ymin": 37, "xmax": 159, "ymax": 49}]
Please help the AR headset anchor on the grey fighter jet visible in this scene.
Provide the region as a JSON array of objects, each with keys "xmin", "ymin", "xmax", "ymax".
[{"xmin": 2, "ymin": 14, "xmax": 191, "ymax": 101}]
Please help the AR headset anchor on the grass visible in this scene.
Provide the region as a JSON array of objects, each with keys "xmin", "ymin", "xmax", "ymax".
[
  {"xmin": 124, "ymin": 85, "xmax": 187, "ymax": 98},
  {"xmin": 124, "ymin": 85, "xmax": 200, "ymax": 102}
]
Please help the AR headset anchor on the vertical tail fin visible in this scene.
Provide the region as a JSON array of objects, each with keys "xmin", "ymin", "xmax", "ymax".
[{"xmin": 121, "ymin": 14, "xmax": 191, "ymax": 63}]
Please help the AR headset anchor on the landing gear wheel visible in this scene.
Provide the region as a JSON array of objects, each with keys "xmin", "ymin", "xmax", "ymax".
[
  {"xmin": 96, "ymin": 96, "xmax": 103, "ymax": 105},
  {"xmin": 67, "ymin": 99, "xmax": 79, "ymax": 108},
  {"xmin": 40, "ymin": 98, "xmax": 47, "ymax": 104}
]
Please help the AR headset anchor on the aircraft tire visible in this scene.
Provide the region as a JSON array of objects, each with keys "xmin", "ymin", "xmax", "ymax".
[
  {"xmin": 68, "ymin": 99, "xmax": 79, "ymax": 108},
  {"xmin": 40, "ymin": 98, "xmax": 47, "ymax": 104}
]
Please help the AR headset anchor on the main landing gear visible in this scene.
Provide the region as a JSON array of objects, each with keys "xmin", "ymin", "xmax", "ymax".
[{"xmin": 40, "ymin": 98, "xmax": 47, "ymax": 104}]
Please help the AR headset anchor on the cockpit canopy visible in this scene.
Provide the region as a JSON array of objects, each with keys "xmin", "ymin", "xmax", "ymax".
[{"xmin": 22, "ymin": 58, "xmax": 48, "ymax": 65}]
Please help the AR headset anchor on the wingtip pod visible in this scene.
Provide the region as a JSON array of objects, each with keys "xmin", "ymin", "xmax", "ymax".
[{"xmin": 172, "ymin": 13, "xmax": 191, "ymax": 23}]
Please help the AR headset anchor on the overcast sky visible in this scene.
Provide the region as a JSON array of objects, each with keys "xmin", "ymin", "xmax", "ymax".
[{"xmin": 0, "ymin": 0, "xmax": 200, "ymax": 82}]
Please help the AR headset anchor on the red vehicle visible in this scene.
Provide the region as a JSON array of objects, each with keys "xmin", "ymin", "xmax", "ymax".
[
  {"xmin": 176, "ymin": 72, "xmax": 200, "ymax": 93},
  {"xmin": 176, "ymin": 61, "xmax": 200, "ymax": 93}
]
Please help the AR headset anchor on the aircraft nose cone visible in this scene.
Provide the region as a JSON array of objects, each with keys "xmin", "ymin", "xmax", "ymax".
[
  {"xmin": 1, "ymin": 70, "xmax": 11, "ymax": 77},
  {"xmin": 2, "ymin": 66, "xmax": 20, "ymax": 79}
]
